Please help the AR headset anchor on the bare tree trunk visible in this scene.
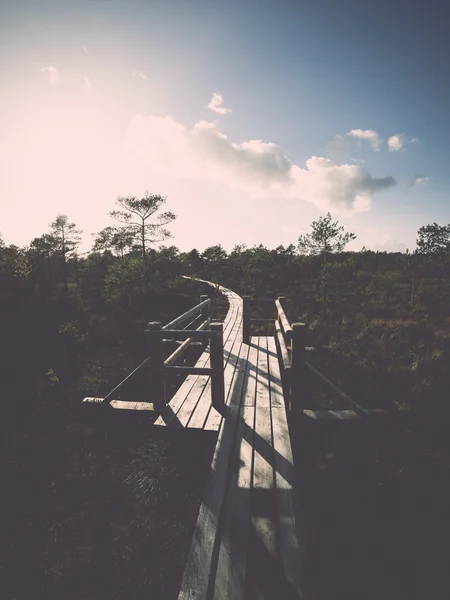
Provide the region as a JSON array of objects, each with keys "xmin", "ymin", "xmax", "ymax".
[
  {"xmin": 141, "ymin": 220, "xmax": 146, "ymax": 259},
  {"xmin": 62, "ymin": 229, "xmax": 68, "ymax": 291}
]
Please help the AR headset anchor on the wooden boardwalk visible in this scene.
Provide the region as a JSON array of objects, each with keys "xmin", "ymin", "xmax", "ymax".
[{"xmin": 156, "ymin": 284, "xmax": 306, "ymax": 599}]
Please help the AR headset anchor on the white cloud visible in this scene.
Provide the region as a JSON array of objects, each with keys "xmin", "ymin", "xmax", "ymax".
[
  {"xmin": 388, "ymin": 134, "xmax": 405, "ymax": 152},
  {"xmin": 347, "ymin": 129, "xmax": 381, "ymax": 151},
  {"xmin": 81, "ymin": 45, "xmax": 88, "ymax": 54},
  {"xmin": 207, "ymin": 92, "xmax": 232, "ymax": 115},
  {"xmin": 410, "ymin": 137, "xmax": 420, "ymax": 144},
  {"xmin": 132, "ymin": 70, "xmax": 147, "ymax": 80},
  {"xmin": 356, "ymin": 227, "xmax": 408, "ymax": 252},
  {"xmin": 123, "ymin": 115, "xmax": 396, "ymax": 214},
  {"xmin": 40, "ymin": 65, "xmax": 59, "ymax": 84},
  {"xmin": 411, "ymin": 175, "xmax": 430, "ymax": 187},
  {"xmin": 351, "ymin": 157, "xmax": 365, "ymax": 164},
  {"xmin": 84, "ymin": 76, "xmax": 92, "ymax": 91}
]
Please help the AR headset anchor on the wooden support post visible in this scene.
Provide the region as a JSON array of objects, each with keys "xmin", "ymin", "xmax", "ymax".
[
  {"xmin": 290, "ymin": 322, "xmax": 306, "ymax": 415},
  {"xmin": 277, "ymin": 296, "xmax": 292, "ymax": 343},
  {"xmin": 200, "ymin": 295, "xmax": 209, "ymax": 348},
  {"xmin": 243, "ymin": 296, "xmax": 251, "ymax": 344},
  {"xmin": 210, "ymin": 322, "xmax": 225, "ymax": 410},
  {"xmin": 146, "ymin": 321, "xmax": 166, "ymax": 414}
]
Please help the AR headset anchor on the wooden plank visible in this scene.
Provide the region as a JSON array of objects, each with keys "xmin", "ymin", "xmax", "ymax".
[
  {"xmin": 271, "ymin": 406, "xmax": 306, "ymax": 598},
  {"xmin": 155, "ymin": 290, "xmax": 240, "ymax": 427},
  {"xmin": 275, "ymin": 299, "xmax": 292, "ymax": 341},
  {"xmin": 267, "ymin": 337, "xmax": 285, "ymax": 408},
  {"xmin": 213, "ymin": 406, "xmax": 254, "ymax": 600},
  {"xmin": 247, "ymin": 405, "xmax": 276, "ymax": 598},
  {"xmin": 187, "ymin": 378, "xmax": 214, "ymax": 429},
  {"xmin": 188, "ymin": 295, "xmax": 241, "ymax": 428},
  {"xmin": 176, "ymin": 363, "xmax": 211, "ymax": 427},
  {"xmin": 254, "ymin": 336, "xmax": 270, "ymax": 408},
  {"xmin": 153, "ymin": 329, "xmax": 214, "ymax": 340},
  {"xmin": 163, "ymin": 297, "xmax": 210, "ymax": 330},
  {"xmin": 164, "ymin": 318, "xmax": 211, "ymax": 366},
  {"xmin": 275, "ymin": 319, "xmax": 291, "ymax": 372},
  {"xmin": 166, "ymin": 366, "xmax": 213, "ymax": 375},
  {"xmin": 204, "ymin": 341, "xmax": 246, "ymax": 431},
  {"xmin": 242, "ymin": 338, "xmax": 259, "ymax": 406},
  {"xmin": 178, "ymin": 349, "xmax": 250, "ymax": 599},
  {"xmin": 154, "ymin": 349, "xmax": 210, "ymax": 426},
  {"xmin": 111, "ymin": 400, "xmax": 155, "ymax": 411},
  {"xmin": 190, "ymin": 308, "xmax": 242, "ymax": 430}
]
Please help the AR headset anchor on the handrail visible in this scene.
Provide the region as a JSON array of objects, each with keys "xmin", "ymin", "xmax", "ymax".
[
  {"xmin": 275, "ymin": 298, "xmax": 293, "ymax": 341},
  {"xmin": 261, "ymin": 294, "xmax": 371, "ymax": 418},
  {"xmin": 163, "ymin": 297, "xmax": 211, "ymax": 331},
  {"xmin": 83, "ymin": 294, "xmax": 225, "ymax": 413},
  {"xmin": 164, "ymin": 318, "xmax": 211, "ymax": 366},
  {"xmin": 275, "ymin": 318, "xmax": 290, "ymax": 372},
  {"xmin": 146, "ymin": 321, "xmax": 224, "ymax": 413}
]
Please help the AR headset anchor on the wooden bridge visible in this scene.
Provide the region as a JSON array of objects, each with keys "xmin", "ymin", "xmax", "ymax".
[{"xmin": 84, "ymin": 278, "xmax": 383, "ymax": 599}]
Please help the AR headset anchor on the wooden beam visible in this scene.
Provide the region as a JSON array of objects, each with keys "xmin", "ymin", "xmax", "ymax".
[
  {"xmin": 82, "ymin": 398, "xmax": 156, "ymax": 411},
  {"xmin": 272, "ymin": 406, "xmax": 306, "ymax": 597},
  {"xmin": 303, "ymin": 360, "xmax": 369, "ymax": 418},
  {"xmin": 164, "ymin": 318, "xmax": 211, "ymax": 367},
  {"xmin": 275, "ymin": 319, "xmax": 291, "ymax": 372},
  {"xmin": 267, "ymin": 337, "xmax": 285, "ymax": 408},
  {"xmin": 213, "ymin": 406, "xmax": 254, "ymax": 599},
  {"xmin": 163, "ymin": 297, "xmax": 211, "ymax": 331},
  {"xmin": 275, "ymin": 297, "xmax": 292, "ymax": 341},
  {"xmin": 210, "ymin": 322, "xmax": 225, "ymax": 410},
  {"xmin": 165, "ymin": 366, "xmax": 214, "ymax": 376},
  {"xmin": 243, "ymin": 296, "xmax": 251, "ymax": 344},
  {"xmin": 146, "ymin": 321, "xmax": 166, "ymax": 413}
]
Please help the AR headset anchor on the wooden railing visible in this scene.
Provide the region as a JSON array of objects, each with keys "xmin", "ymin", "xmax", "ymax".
[
  {"xmin": 243, "ymin": 294, "xmax": 370, "ymax": 418},
  {"xmin": 83, "ymin": 295, "xmax": 225, "ymax": 414}
]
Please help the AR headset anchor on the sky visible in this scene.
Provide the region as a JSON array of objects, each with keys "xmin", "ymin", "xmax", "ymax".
[{"xmin": 1, "ymin": 0, "xmax": 449, "ymax": 254}]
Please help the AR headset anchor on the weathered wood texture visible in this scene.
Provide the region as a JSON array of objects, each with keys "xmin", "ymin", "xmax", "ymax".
[
  {"xmin": 164, "ymin": 318, "xmax": 211, "ymax": 366},
  {"xmin": 163, "ymin": 297, "xmax": 211, "ymax": 331},
  {"xmin": 150, "ymin": 279, "xmax": 304, "ymax": 599},
  {"xmin": 276, "ymin": 297, "xmax": 292, "ymax": 341},
  {"xmin": 146, "ymin": 321, "xmax": 165, "ymax": 413}
]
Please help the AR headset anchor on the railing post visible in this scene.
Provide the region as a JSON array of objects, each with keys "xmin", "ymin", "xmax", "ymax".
[
  {"xmin": 290, "ymin": 322, "xmax": 306, "ymax": 415},
  {"xmin": 146, "ymin": 321, "xmax": 166, "ymax": 414},
  {"xmin": 210, "ymin": 322, "xmax": 225, "ymax": 410},
  {"xmin": 278, "ymin": 295, "xmax": 287, "ymax": 311},
  {"xmin": 200, "ymin": 295, "xmax": 209, "ymax": 348},
  {"xmin": 243, "ymin": 296, "xmax": 251, "ymax": 344}
]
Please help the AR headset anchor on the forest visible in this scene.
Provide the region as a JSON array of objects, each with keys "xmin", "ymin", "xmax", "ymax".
[{"xmin": 1, "ymin": 195, "xmax": 449, "ymax": 599}]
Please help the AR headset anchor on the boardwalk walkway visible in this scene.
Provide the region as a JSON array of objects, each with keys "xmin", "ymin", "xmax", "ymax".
[{"xmin": 156, "ymin": 283, "xmax": 306, "ymax": 599}]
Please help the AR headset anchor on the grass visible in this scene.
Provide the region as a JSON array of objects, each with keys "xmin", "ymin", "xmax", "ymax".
[
  {"xmin": 1, "ymin": 272, "xmax": 449, "ymax": 599},
  {"xmin": 1, "ymin": 405, "xmax": 217, "ymax": 600},
  {"xmin": 0, "ymin": 284, "xmax": 227, "ymax": 600},
  {"xmin": 293, "ymin": 416, "xmax": 450, "ymax": 600}
]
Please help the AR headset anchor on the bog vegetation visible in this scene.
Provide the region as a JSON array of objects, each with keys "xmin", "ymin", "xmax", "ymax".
[{"xmin": 1, "ymin": 195, "xmax": 449, "ymax": 599}]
